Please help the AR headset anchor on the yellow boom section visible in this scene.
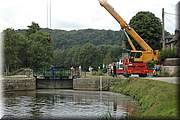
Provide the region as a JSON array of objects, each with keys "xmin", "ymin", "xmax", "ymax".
[
  {"xmin": 99, "ymin": 0, "xmax": 153, "ymax": 51},
  {"xmin": 123, "ymin": 30, "xmax": 136, "ymax": 51}
]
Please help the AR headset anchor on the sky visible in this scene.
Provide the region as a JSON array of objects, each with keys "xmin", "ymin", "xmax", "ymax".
[{"xmin": 0, "ymin": 0, "xmax": 179, "ymax": 34}]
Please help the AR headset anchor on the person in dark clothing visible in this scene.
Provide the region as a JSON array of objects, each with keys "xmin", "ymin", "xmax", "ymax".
[
  {"xmin": 50, "ymin": 65, "xmax": 56, "ymax": 80},
  {"xmin": 113, "ymin": 64, "xmax": 117, "ymax": 77}
]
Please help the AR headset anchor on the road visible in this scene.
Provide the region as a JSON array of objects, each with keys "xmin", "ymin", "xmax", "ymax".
[
  {"xmin": 76, "ymin": 72, "xmax": 180, "ymax": 84},
  {"xmin": 143, "ymin": 77, "xmax": 180, "ymax": 84},
  {"xmin": 121, "ymin": 75, "xmax": 179, "ymax": 84}
]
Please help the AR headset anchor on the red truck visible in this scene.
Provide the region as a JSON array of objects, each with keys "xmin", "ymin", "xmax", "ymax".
[
  {"xmin": 109, "ymin": 57, "xmax": 154, "ymax": 77},
  {"xmin": 122, "ymin": 57, "xmax": 154, "ymax": 77}
]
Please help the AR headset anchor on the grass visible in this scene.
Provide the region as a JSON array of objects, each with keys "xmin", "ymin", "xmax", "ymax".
[{"xmin": 109, "ymin": 78, "xmax": 179, "ymax": 119}]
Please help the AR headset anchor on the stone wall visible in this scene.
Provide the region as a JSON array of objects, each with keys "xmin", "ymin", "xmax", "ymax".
[
  {"xmin": 161, "ymin": 66, "xmax": 180, "ymax": 76},
  {"xmin": 3, "ymin": 76, "xmax": 36, "ymax": 91},
  {"xmin": 161, "ymin": 58, "xmax": 180, "ymax": 76},
  {"xmin": 163, "ymin": 58, "xmax": 180, "ymax": 66}
]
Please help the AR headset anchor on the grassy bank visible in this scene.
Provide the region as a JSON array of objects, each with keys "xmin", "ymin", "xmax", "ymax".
[{"xmin": 109, "ymin": 78, "xmax": 179, "ymax": 119}]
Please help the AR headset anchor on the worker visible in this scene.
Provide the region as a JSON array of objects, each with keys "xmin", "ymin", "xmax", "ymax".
[
  {"xmin": 50, "ymin": 65, "xmax": 56, "ymax": 80},
  {"xmin": 70, "ymin": 66, "xmax": 75, "ymax": 78},
  {"xmin": 79, "ymin": 66, "xmax": 82, "ymax": 77},
  {"xmin": 153, "ymin": 64, "xmax": 161, "ymax": 76},
  {"xmin": 113, "ymin": 63, "xmax": 117, "ymax": 77},
  {"xmin": 156, "ymin": 64, "xmax": 161, "ymax": 76}
]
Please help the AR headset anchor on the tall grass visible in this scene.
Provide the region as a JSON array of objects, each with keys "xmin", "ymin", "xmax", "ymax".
[{"xmin": 110, "ymin": 78, "xmax": 179, "ymax": 119}]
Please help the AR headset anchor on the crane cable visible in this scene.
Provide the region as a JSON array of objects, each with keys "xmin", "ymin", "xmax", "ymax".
[{"xmin": 47, "ymin": 0, "xmax": 52, "ymax": 43}]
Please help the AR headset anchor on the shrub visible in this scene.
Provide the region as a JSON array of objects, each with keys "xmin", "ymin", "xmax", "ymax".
[
  {"xmin": 92, "ymin": 70, "xmax": 104, "ymax": 76},
  {"xmin": 160, "ymin": 47, "xmax": 177, "ymax": 61}
]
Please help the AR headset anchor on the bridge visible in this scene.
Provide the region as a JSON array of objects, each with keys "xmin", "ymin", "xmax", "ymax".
[{"xmin": 33, "ymin": 67, "xmax": 75, "ymax": 89}]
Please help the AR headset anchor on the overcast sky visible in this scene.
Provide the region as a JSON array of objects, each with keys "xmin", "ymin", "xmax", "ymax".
[{"xmin": 0, "ymin": 0, "xmax": 179, "ymax": 34}]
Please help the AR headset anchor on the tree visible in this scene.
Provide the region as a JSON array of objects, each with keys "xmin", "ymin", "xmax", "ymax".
[
  {"xmin": 15, "ymin": 33, "xmax": 29, "ymax": 68},
  {"xmin": 78, "ymin": 43, "xmax": 101, "ymax": 70},
  {"xmin": 17, "ymin": 22, "xmax": 54, "ymax": 69},
  {"xmin": 53, "ymin": 49, "xmax": 65, "ymax": 67},
  {"xmin": 63, "ymin": 46, "xmax": 80, "ymax": 67},
  {"xmin": 26, "ymin": 22, "xmax": 40, "ymax": 36},
  {"xmin": 27, "ymin": 30, "xmax": 53, "ymax": 69},
  {"xmin": 3, "ymin": 28, "xmax": 19, "ymax": 72},
  {"xmin": 129, "ymin": 11, "xmax": 162, "ymax": 50},
  {"xmin": 3, "ymin": 22, "xmax": 54, "ymax": 73},
  {"xmin": 103, "ymin": 51, "xmax": 114, "ymax": 65}
]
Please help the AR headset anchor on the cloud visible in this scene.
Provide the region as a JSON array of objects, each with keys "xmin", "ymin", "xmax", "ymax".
[{"xmin": 0, "ymin": 0, "xmax": 178, "ymax": 33}]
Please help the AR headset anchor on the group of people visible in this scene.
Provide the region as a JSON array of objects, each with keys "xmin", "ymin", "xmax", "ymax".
[
  {"xmin": 153, "ymin": 64, "xmax": 161, "ymax": 76},
  {"xmin": 108, "ymin": 63, "xmax": 117, "ymax": 77},
  {"xmin": 49, "ymin": 65, "xmax": 82, "ymax": 80}
]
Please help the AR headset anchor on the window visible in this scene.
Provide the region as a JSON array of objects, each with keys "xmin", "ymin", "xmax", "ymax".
[{"xmin": 130, "ymin": 52, "xmax": 142, "ymax": 58}]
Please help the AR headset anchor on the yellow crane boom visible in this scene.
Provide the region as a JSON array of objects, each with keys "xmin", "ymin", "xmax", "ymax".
[
  {"xmin": 123, "ymin": 30, "xmax": 136, "ymax": 51},
  {"xmin": 99, "ymin": 0, "xmax": 153, "ymax": 51},
  {"xmin": 99, "ymin": 0, "xmax": 159, "ymax": 63}
]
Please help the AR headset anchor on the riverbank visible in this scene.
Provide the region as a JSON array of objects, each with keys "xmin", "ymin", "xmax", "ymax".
[{"xmin": 109, "ymin": 77, "xmax": 179, "ymax": 119}]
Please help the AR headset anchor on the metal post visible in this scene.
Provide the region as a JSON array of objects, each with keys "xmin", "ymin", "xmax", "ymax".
[
  {"xmin": 162, "ymin": 8, "xmax": 165, "ymax": 49},
  {"xmin": 100, "ymin": 76, "xmax": 102, "ymax": 91}
]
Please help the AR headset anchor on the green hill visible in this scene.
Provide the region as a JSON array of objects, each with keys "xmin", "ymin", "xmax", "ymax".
[{"xmin": 40, "ymin": 28, "xmax": 126, "ymax": 49}]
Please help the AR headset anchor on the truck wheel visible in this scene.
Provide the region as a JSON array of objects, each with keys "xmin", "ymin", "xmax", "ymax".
[
  {"xmin": 124, "ymin": 73, "xmax": 130, "ymax": 77},
  {"xmin": 139, "ymin": 74, "xmax": 147, "ymax": 77}
]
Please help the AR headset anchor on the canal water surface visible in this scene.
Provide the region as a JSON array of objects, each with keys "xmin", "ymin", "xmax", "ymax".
[{"xmin": 2, "ymin": 90, "xmax": 138, "ymax": 119}]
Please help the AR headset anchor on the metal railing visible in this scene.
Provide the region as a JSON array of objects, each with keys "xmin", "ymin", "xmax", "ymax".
[{"xmin": 33, "ymin": 67, "xmax": 71, "ymax": 79}]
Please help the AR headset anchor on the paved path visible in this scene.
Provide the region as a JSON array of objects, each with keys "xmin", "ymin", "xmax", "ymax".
[{"xmin": 144, "ymin": 77, "xmax": 180, "ymax": 84}]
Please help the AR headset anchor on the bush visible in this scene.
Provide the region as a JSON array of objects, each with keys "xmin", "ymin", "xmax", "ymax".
[
  {"xmin": 160, "ymin": 47, "xmax": 177, "ymax": 61},
  {"xmin": 91, "ymin": 70, "xmax": 104, "ymax": 76},
  {"xmin": 102, "ymin": 68, "xmax": 107, "ymax": 73}
]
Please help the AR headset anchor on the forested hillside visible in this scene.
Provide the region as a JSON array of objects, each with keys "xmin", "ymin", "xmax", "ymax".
[
  {"xmin": 4, "ymin": 22, "xmax": 127, "ymax": 73},
  {"xmin": 43, "ymin": 28, "xmax": 127, "ymax": 70},
  {"xmin": 40, "ymin": 28, "xmax": 126, "ymax": 49}
]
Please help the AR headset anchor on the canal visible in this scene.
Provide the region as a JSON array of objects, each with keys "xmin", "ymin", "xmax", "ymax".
[{"xmin": 2, "ymin": 90, "xmax": 138, "ymax": 119}]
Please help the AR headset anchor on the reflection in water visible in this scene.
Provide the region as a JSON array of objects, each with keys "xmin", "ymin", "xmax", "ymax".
[{"xmin": 3, "ymin": 90, "xmax": 137, "ymax": 119}]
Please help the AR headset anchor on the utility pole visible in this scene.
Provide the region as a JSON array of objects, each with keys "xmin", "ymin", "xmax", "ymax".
[
  {"xmin": 162, "ymin": 8, "xmax": 165, "ymax": 49},
  {"xmin": 46, "ymin": 0, "xmax": 51, "ymax": 29}
]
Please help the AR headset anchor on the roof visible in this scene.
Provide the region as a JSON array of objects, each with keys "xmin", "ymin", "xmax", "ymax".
[
  {"xmin": 165, "ymin": 35, "xmax": 173, "ymax": 39},
  {"xmin": 165, "ymin": 30, "xmax": 179, "ymax": 44}
]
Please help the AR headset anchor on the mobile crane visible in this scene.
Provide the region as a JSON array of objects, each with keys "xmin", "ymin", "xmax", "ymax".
[{"xmin": 99, "ymin": 0, "xmax": 160, "ymax": 77}]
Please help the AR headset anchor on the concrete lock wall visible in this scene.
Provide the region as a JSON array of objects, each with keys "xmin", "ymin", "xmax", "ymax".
[
  {"xmin": 161, "ymin": 66, "xmax": 180, "ymax": 76},
  {"xmin": 162, "ymin": 58, "xmax": 180, "ymax": 76},
  {"xmin": 73, "ymin": 77, "xmax": 109, "ymax": 91},
  {"xmin": 163, "ymin": 58, "xmax": 180, "ymax": 66},
  {"xmin": 36, "ymin": 79, "xmax": 73, "ymax": 89},
  {"xmin": 3, "ymin": 76, "xmax": 36, "ymax": 91}
]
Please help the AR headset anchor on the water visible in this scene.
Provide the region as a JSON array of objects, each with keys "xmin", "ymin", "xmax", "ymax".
[{"xmin": 2, "ymin": 90, "xmax": 138, "ymax": 119}]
